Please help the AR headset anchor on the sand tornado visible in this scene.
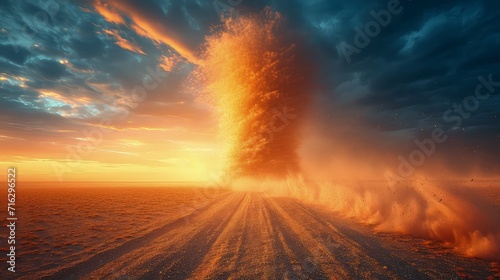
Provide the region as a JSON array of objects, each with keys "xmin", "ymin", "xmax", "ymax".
[
  {"xmin": 190, "ymin": 8, "xmax": 312, "ymax": 180},
  {"xmin": 189, "ymin": 7, "xmax": 500, "ymax": 262}
]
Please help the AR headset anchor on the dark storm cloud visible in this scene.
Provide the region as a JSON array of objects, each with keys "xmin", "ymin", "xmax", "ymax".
[
  {"xmin": 0, "ymin": 44, "xmax": 32, "ymax": 64},
  {"xmin": 70, "ymin": 36, "xmax": 105, "ymax": 59},
  {"xmin": 332, "ymin": 1, "xmax": 499, "ymax": 107},
  {"xmin": 251, "ymin": 0, "xmax": 499, "ymax": 173},
  {"xmin": 28, "ymin": 58, "xmax": 69, "ymax": 79}
]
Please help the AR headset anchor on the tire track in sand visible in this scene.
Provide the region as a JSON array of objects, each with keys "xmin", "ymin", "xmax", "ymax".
[
  {"xmin": 35, "ymin": 192, "xmax": 239, "ymax": 280},
  {"xmin": 36, "ymin": 192, "xmax": 499, "ymax": 279}
]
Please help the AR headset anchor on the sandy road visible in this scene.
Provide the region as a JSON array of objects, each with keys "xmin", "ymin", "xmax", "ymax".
[{"xmin": 36, "ymin": 192, "xmax": 498, "ymax": 279}]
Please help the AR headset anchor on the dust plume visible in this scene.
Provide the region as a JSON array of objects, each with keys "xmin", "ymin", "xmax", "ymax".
[
  {"xmin": 189, "ymin": 8, "xmax": 499, "ymax": 262},
  {"xmin": 291, "ymin": 104, "xmax": 500, "ymax": 261},
  {"xmin": 190, "ymin": 8, "xmax": 312, "ymax": 179},
  {"xmin": 308, "ymin": 178, "xmax": 500, "ymax": 261}
]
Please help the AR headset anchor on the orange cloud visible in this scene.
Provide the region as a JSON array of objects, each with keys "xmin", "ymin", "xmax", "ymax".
[
  {"xmin": 130, "ymin": 24, "xmax": 150, "ymax": 40},
  {"xmin": 121, "ymin": 14, "xmax": 198, "ymax": 63},
  {"xmin": 103, "ymin": 29, "xmax": 145, "ymax": 55},
  {"xmin": 159, "ymin": 54, "xmax": 181, "ymax": 72},
  {"xmin": 92, "ymin": 0, "xmax": 198, "ymax": 64},
  {"xmin": 93, "ymin": 1, "xmax": 125, "ymax": 25}
]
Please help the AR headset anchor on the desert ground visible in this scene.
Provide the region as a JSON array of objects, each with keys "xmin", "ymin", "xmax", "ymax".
[{"xmin": 2, "ymin": 185, "xmax": 499, "ymax": 279}]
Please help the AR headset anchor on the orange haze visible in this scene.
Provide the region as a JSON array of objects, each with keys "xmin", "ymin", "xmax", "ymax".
[{"xmin": 192, "ymin": 9, "xmax": 500, "ymax": 262}]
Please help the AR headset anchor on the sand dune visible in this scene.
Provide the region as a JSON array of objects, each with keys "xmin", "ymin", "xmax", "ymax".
[{"xmin": 12, "ymin": 190, "xmax": 498, "ymax": 280}]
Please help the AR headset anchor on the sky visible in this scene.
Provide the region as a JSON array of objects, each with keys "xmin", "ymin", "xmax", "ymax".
[{"xmin": 0, "ymin": 0, "xmax": 499, "ymax": 182}]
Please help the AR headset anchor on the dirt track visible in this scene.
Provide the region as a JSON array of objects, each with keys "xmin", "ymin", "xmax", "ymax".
[{"xmin": 34, "ymin": 192, "xmax": 498, "ymax": 279}]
